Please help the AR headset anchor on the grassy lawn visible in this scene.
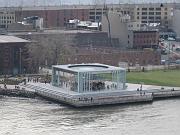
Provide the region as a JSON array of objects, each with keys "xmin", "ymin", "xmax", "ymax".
[{"xmin": 127, "ymin": 70, "xmax": 180, "ymax": 87}]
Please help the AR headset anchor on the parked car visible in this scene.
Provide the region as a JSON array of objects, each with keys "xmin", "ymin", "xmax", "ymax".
[
  {"xmin": 161, "ymin": 49, "xmax": 167, "ymax": 55},
  {"xmin": 176, "ymin": 48, "xmax": 180, "ymax": 52},
  {"xmin": 175, "ymin": 59, "xmax": 180, "ymax": 64}
]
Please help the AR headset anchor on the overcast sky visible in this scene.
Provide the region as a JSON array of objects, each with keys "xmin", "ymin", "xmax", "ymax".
[{"xmin": 0, "ymin": 0, "xmax": 179, "ymax": 7}]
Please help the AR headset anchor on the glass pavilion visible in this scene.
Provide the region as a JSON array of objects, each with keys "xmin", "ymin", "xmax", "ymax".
[{"xmin": 52, "ymin": 63, "xmax": 126, "ymax": 93}]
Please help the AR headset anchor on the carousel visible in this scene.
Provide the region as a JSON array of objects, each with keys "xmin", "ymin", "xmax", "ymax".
[{"xmin": 52, "ymin": 63, "xmax": 126, "ymax": 93}]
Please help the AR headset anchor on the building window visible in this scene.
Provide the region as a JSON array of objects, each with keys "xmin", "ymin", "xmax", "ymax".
[
  {"xmin": 142, "ymin": 21, "xmax": 147, "ymax": 23},
  {"xmin": 156, "ymin": 12, "xmax": 161, "ymax": 15},
  {"xmin": 96, "ymin": 16, "xmax": 101, "ymax": 20},
  {"xmin": 165, "ymin": 12, "xmax": 167, "ymax": 15},
  {"xmin": 137, "ymin": 12, "xmax": 139, "ymax": 15},
  {"xmin": 149, "ymin": 21, "xmax": 154, "ymax": 23},
  {"xmin": 149, "ymin": 16, "xmax": 154, "ymax": 19},
  {"xmin": 149, "ymin": 12, "xmax": 154, "ymax": 15},
  {"xmin": 142, "ymin": 16, "xmax": 147, "ymax": 19},
  {"xmin": 90, "ymin": 12, "xmax": 95, "ymax": 15},
  {"xmin": 89, "ymin": 16, "xmax": 95, "ymax": 20},
  {"xmin": 154, "ymin": 21, "xmax": 161, "ymax": 23},
  {"xmin": 156, "ymin": 8, "xmax": 161, "ymax": 11},
  {"xmin": 142, "ymin": 8, "xmax": 147, "ymax": 10},
  {"xmin": 156, "ymin": 16, "xmax": 161, "ymax": 20},
  {"xmin": 142, "ymin": 12, "xmax": 147, "ymax": 15},
  {"xmin": 149, "ymin": 8, "xmax": 154, "ymax": 10},
  {"xmin": 137, "ymin": 16, "xmax": 139, "ymax": 19},
  {"xmin": 96, "ymin": 12, "xmax": 102, "ymax": 15}
]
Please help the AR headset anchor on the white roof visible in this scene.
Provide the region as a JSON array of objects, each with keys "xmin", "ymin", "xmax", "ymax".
[
  {"xmin": 147, "ymin": 23, "xmax": 160, "ymax": 27},
  {"xmin": 53, "ymin": 63, "xmax": 125, "ymax": 73},
  {"xmin": 87, "ymin": 22, "xmax": 100, "ymax": 28},
  {"xmin": 69, "ymin": 19, "xmax": 79, "ymax": 24},
  {"xmin": 0, "ymin": 35, "xmax": 30, "ymax": 43},
  {"xmin": 77, "ymin": 21, "xmax": 91, "ymax": 27}
]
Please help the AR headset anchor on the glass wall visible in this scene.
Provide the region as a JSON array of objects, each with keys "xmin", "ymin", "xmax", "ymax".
[
  {"xmin": 78, "ymin": 70, "xmax": 126, "ymax": 93},
  {"xmin": 52, "ymin": 67, "xmax": 126, "ymax": 93},
  {"xmin": 59, "ymin": 71, "xmax": 78, "ymax": 92},
  {"xmin": 52, "ymin": 68, "xmax": 78, "ymax": 92}
]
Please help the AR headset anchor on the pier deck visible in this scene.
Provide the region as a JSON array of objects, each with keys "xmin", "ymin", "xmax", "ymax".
[
  {"xmin": 19, "ymin": 83, "xmax": 180, "ymax": 107},
  {"xmin": 0, "ymin": 83, "xmax": 180, "ymax": 107}
]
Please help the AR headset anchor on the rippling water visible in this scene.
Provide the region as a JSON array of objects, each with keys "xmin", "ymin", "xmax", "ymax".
[{"xmin": 0, "ymin": 96, "xmax": 180, "ymax": 135}]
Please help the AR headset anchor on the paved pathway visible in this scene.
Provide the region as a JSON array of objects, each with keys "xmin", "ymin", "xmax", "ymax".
[
  {"xmin": 0, "ymin": 83, "xmax": 179, "ymax": 94},
  {"xmin": 127, "ymin": 83, "xmax": 180, "ymax": 91}
]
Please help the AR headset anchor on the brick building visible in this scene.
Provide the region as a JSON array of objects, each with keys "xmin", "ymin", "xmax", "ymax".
[
  {"xmin": 11, "ymin": 30, "xmax": 160, "ymax": 68},
  {"xmin": 59, "ymin": 47, "xmax": 161, "ymax": 66},
  {"xmin": 128, "ymin": 30, "xmax": 159, "ymax": 49},
  {"xmin": 12, "ymin": 3, "xmax": 178, "ymax": 28},
  {"xmin": 0, "ymin": 36, "xmax": 30, "ymax": 75}
]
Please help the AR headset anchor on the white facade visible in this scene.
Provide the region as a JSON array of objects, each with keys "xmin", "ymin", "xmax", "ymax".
[
  {"xmin": 35, "ymin": 18, "xmax": 44, "ymax": 30},
  {"xmin": 0, "ymin": 10, "xmax": 15, "ymax": 28},
  {"xmin": 102, "ymin": 11, "xmax": 129, "ymax": 48},
  {"xmin": 133, "ymin": 4, "xmax": 173, "ymax": 27}
]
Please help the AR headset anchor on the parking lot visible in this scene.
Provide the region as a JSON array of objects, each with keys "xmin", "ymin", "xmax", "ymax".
[{"xmin": 160, "ymin": 40, "xmax": 180, "ymax": 64}]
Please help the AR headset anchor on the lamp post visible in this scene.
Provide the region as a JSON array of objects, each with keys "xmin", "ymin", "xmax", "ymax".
[
  {"xmin": 168, "ymin": 39, "xmax": 170, "ymax": 69},
  {"xmin": 19, "ymin": 48, "xmax": 22, "ymax": 74}
]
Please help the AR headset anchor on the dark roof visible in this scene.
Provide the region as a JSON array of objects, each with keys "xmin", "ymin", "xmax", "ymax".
[{"xmin": 133, "ymin": 30, "xmax": 158, "ymax": 33}]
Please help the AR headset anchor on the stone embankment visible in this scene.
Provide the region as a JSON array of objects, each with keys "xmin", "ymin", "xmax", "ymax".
[
  {"xmin": 0, "ymin": 86, "xmax": 36, "ymax": 98},
  {"xmin": 152, "ymin": 90, "xmax": 180, "ymax": 99}
]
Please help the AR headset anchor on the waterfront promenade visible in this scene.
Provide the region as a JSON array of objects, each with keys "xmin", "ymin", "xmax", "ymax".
[{"xmin": 1, "ymin": 83, "xmax": 180, "ymax": 107}]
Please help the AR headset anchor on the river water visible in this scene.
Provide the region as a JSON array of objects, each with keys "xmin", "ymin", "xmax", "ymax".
[{"xmin": 0, "ymin": 96, "xmax": 180, "ymax": 135}]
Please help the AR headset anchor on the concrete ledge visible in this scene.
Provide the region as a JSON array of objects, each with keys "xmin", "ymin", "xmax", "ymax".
[
  {"xmin": 35, "ymin": 89, "xmax": 153, "ymax": 107},
  {"xmin": 153, "ymin": 90, "xmax": 180, "ymax": 99}
]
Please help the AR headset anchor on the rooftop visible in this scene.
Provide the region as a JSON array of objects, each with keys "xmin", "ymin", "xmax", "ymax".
[
  {"xmin": 0, "ymin": 35, "xmax": 30, "ymax": 43},
  {"xmin": 8, "ymin": 29, "xmax": 104, "ymax": 36},
  {"xmin": 53, "ymin": 63, "xmax": 125, "ymax": 73}
]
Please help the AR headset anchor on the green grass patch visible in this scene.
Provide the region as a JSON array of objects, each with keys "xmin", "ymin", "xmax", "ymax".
[{"xmin": 127, "ymin": 70, "xmax": 180, "ymax": 87}]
